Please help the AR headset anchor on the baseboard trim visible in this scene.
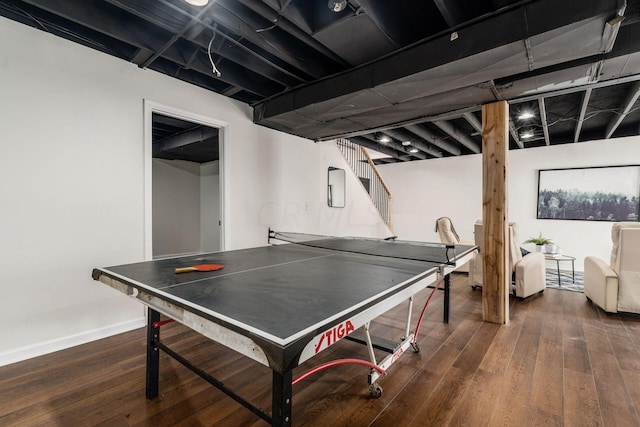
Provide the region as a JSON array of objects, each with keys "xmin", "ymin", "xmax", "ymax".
[{"xmin": 0, "ymin": 317, "xmax": 145, "ymax": 367}]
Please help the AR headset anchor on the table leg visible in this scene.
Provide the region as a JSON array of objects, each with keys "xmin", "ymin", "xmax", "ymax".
[
  {"xmin": 444, "ymin": 274, "xmax": 450, "ymax": 324},
  {"xmin": 272, "ymin": 370, "xmax": 293, "ymax": 427},
  {"xmin": 556, "ymin": 261, "xmax": 561, "ymax": 287},
  {"xmin": 146, "ymin": 308, "xmax": 161, "ymax": 399},
  {"xmin": 571, "ymin": 259, "xmax": 575, "ymax": 283}
]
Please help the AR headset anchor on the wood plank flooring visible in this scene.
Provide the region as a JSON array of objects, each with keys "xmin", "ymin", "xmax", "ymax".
[{"xmin": 2, "ymin": 273, "xmax": 640, "ymax": 426}]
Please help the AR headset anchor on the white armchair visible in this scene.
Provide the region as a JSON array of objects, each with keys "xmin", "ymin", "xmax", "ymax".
[
  {"xmin": 584, "ymin": 222, "xmax": 640, "ymax": 314},
  {"xmin": 469, "ymin": 221, "xmax": 546, "ymax": 298},
  {"xmin": 435, "ymin": 217, "xmax": 473, "ymax": 273}
]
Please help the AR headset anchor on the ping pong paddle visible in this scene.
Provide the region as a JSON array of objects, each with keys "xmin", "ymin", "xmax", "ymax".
[{"xmin": 175, "ymin": 264, "xmax": 224, "ymax": 274}]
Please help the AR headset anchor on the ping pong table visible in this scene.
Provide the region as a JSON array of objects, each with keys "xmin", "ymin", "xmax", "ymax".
[{"xmin": 92, "ymin": 231, "xmax": 477, "ymax": 426}]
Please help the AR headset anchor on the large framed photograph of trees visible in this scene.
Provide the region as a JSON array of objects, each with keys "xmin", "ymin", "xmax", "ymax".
[{"xmin": 537, "ymin": 165, "xmax": 640, "ymax": 221}]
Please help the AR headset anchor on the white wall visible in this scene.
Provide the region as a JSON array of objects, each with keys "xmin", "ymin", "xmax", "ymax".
[
  {"xmin": 153, "ymin": 159, "xmax": 221, "ymax": 257},
  {"xmin": 379, "ymin": 136, "xmax": 640, "ymax": 271},
  {"xmin": 254, "ymin": 140, "xmax": 392, "ymax": 239},
  {"xmin": 201, "ymin": 161, "xmax": 220, "ymax": 253},
  {"xmin": 152, "ymin": 159, "xmax": 202, "ymax": 257},
  {"xmin": 0, "ymin": 17, "xmax": 389, "ymax": 366}
]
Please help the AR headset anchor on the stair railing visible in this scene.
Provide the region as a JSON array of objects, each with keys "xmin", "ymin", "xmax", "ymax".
[{"xmin": 336, "ymin": 138, "xmax": 392, "ymax": 228}]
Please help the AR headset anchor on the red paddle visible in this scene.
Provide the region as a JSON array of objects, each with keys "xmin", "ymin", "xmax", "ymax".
[{"xmin": 175, "ymin": 264, "xmax": 224, "ymax": 274}]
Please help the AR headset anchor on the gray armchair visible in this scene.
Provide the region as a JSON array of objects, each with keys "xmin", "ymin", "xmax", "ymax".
[{"xmin": 469, "ymin": 220, "xmax": 546, "ymax": 298}]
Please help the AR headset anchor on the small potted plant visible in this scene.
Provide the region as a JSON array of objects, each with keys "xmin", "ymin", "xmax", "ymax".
[{"xmin": 524, "ymin": 232, "xmax": 554, "ymax": 253}]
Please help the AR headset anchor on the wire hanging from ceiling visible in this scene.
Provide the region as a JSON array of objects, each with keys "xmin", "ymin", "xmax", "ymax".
[{"xmin": 207, "ymin": 24, "xmax": 221, "ymax": 77}]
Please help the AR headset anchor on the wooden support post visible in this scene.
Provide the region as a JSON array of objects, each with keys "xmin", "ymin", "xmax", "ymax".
[{"xmin": 481, "ymin": 101, "xmax": 509, "ymax": 324}]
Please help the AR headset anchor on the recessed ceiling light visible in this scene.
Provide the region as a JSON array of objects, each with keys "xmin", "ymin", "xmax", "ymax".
[
  {"xmin": 408, "ymin": 148, "xmax": 419, "ymax": 153},
  {"xmin": 185, "ymin": 0, "xmax": 209, "ymax": 6},
  {"xmin": 518, "ymin": 111, "xmax": 535, "ymax": 120},
  {"xmin": 328, "ymin": 0, "xmax": 347, "ymax": 12},
  {"xmin": 401, "ymin": 141, "xmax": 411, "ymax": 146},
  {"xmin": 520, "ymin": 130, "xmax": 534, "ymax": 139},
  {"xmin": 377, "ymin": 135, "xmax": 391, "ymax": 143}
]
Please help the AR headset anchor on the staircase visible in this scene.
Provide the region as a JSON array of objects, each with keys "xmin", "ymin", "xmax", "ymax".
[{"xmin": 336, "ymin": 138, "xmax": 392, "ymax": 228}]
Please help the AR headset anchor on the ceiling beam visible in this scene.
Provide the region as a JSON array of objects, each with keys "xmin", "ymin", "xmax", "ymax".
[
  {"xmin": 382, "ymin": 129, "xmax": 442, "ymax": 158},
  {"xmin": 363, "ymin": 134, "xmax": 425, "ymax": 160},
  {"xmin": 574, "ymin": 88, "xmax": 592, "ymax": 142},
  {"xmin": 104, "ymin": 0, "xmax": 304, "ymax": 87},
  {"xmin": 348, "ymin": 137, "xmax": 410, "ymax": 161},
  {"xmin": 153, "ymin": 0, "xmax": 338, "ymax": 80},
  {"xmin": 376, "ymin": 133, "xmax": 425, "ymax": 159},
  {"xmin": 510, "ymin": 69, "xmax": 640, "ymax": 105},
  {"xmin": 161, "ymin": 51, "xmax": 280, "ymax": 98},
  {"xmin": 538, "ymin": 98, "xmax": 550, "ymax": 145},
  {"xmin": 153, "ymin": 127, "xmax": 218, "ymax": 154},
  {"xmin": 463, "ymin": 112, "xmax": 482, "ymax": 134},
  {"xmin": 605, "ymin": 81, "xmax": 640, "ymax": 138},
  {"xmin": 222, "ymin": 86, "xmax": 244, "ymax": 97},
  {"xmin": 317, "ymin": 65, "xmax": 640, "ymax": 145},
  {"xmin": 601, "ymin": 1, "xmax": 626, "ymax": 53},
  {"xmin": 131, "ymin": 47, "xmax": 155, "ymax": 66},
  {"xmin": 233, "ymin": 0, "xmax": 350, "ymax": 68},
  {"xmin": 493, "ymin": 21, "xmax": 640, "ymax": 92},
  {"xmin": 509, "ymin": 120, "xmax": 523, "ymax": 149},
  {"xmin": 255, "ymin": 0, "xmax": 618, "ymax": 120},
  {"xmin": 404, "ymin": 124, "xmax": 461, "ymax": 156},
  {"xmin": 314, "ymin": 105, "xmax": 481, "ymax": 142},
  {"xmin": 433, "ymin": 121, "xmax": 481, "ymax": 153},
  {"xmin": 409, "ymin": 141, "xmax": 443, "ymax": 158},
  {"xmin": 139, "ymin": 3, "xmax": 216, "ymax": 69},
  {"xmin": 21, "ymin": 0, "xmax": 281, "ymax": 97},
  {"xmin": 432, "ymin": 0, "xmax": 463, "ymax": 27},
  {"xmin": 373, "ymin": 157, "xmax": 398, "ymax": 165},
  {"xmin": 213, "ymin": 0, "xmax": 340, "ymax": 79}
]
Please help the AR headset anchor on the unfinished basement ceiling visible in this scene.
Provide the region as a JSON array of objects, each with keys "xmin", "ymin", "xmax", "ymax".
[
  {"xmin": 2, "ymin": 0, "xmax": 639, "ymax": 163},
  {"xmin": 152, "ymin": 113, "xmax": 220, "ymax": 163}
]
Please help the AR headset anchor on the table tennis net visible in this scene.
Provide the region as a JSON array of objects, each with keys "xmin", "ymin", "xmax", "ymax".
[{"xmin": 269, "ymin": 230, "xmax": 458, "ymax": 265}]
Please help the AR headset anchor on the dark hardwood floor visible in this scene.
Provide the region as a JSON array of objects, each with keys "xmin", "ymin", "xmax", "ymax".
[{"xmin": 2, "ymin": 273, "xmax": 640, "ymax": 426}]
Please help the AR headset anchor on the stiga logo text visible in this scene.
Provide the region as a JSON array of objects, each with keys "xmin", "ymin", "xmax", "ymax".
[{"xmin": 315, "ymin": 320, "xmax": 355, "ymax": 353}]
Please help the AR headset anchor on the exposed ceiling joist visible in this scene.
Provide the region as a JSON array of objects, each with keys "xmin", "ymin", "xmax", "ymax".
[
  {"xmin": 138, "ymin": 2, "xmax": 215, "ymax": 69},
  {"xmin": 369, "ymin": 133, "xmax": 427, "ymax": 160},
  {"xmin": 605, "ymin": 81, "xmax": 640, "ymax": 138},
  {"xmin": 463, "ymin": 113, "xmax": 482, "ymax": 134},
  {"xmin": 20, "ymin": 0, "xmax": 280, "ymax": 96},
  {"xmin": 433, "ymin": 121, "xmax": 480, "ymax": 153},
  {"xmin": 432, "ymin": 0, "xmax": 463, "ymax": 27},
  {"xmin": 538, "ymin": 98, "xmax": 550, "ymax": 145},
  {"xmin": 509, "ymin": 120, "xmax": 523, "ymax": 149},
  {"xmin": 254, "ymin": 0, "xmax": 619, "ymax": 140},
  {"xmin": 348, "ymin": 136, "xmax": 409, "ymax": 161},
  {"xmin": 574, "ymin": 88, "xmax": 593, "ymax": 142},
  {"xmin": 4, "ymin": 0, "xmax": 640, "ymax": 164},
  {"xmin": 382, "ymin": 128, "xmax": 443, "ymax": 158},
  {"xmin": 404, "ymin": 124, "xmax": 462, "ymax": 156},
  {"xmin": 233, "ymin": 0, "xmax": 349, "ymax": 67},
  {"xmin": 154, "ymin": 126, "xmax": 218, "ymax": 152}
]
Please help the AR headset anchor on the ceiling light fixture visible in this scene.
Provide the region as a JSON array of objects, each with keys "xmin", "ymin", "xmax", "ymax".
[
  {"xmin": 185, "ymin": 0, "xmax": 209, "ymax": 6},
  {"xmin": 328, "ymin": 0, "xmax": 347, "ymax": 12},
  {"xmin": 520, "ymin": 130, "xmax": 534, "ymax": 139},
  {"xmin": 377, "ymin": 134, "xmax": 391, "ymax": 143},
  {"xmin": 401, "ymin": 141, "xmax": 411, "ymax": 146},
  {"xmin": 518, "ymin": 111, "xmax": 535, "ymax": 120},
  {"xmin": 408, "ymin": 148, "xmax": 419, "ymax": 153}
]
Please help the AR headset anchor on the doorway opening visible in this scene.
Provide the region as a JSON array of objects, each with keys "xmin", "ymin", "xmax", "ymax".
[{"xmin": 144, "ymin": 101, "xmax": 228, "ymax": 259}]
